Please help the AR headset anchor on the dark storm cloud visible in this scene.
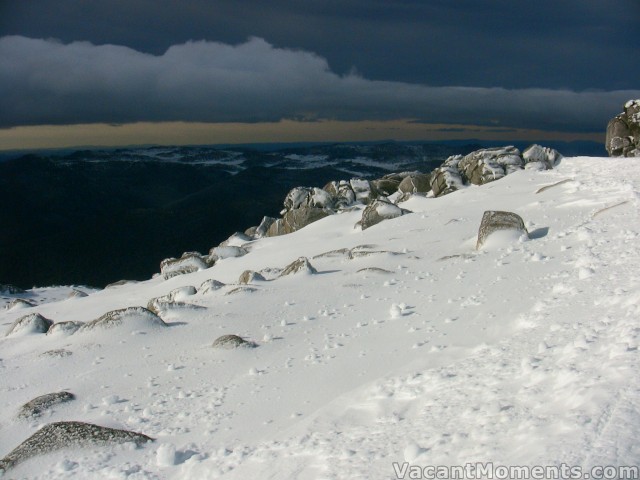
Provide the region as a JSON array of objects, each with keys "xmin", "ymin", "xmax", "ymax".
[
  {"xmin": 1, "ymin": 36, "xmax": 637, "ymax": 132},
  {"xmin": 1, "ymin": 0, "xmax": 639, "ymax": 90}
]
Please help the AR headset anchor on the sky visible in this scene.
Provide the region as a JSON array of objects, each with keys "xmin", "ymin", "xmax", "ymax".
[{"xmin": 0, "ymin": 0, "xmax": 639, "ymax": 150}]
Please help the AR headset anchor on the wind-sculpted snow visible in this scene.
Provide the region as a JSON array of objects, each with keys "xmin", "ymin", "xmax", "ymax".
[{"xmin": 1, "ymin": 155, "xmax": 640, "ymax": 479}]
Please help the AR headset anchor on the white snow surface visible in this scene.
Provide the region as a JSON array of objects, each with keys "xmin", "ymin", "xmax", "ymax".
[{"xmin": 1, "ymin": 156, "xmax": 640, "ymax": 478}]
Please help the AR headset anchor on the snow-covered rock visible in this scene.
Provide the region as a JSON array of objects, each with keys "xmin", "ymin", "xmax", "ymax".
[
  {"xmin": 211, "ymin": 334, "xmax": 256, "ymax": 349},
  {"xmin": 360, "ymin": 198, "xmax": 411, "ymax": 230},
  {"xmin": 279, "ymin": 257, "xmax": 317, "ymax": 277},
  {"xmin": 17, "ymin": 392, "xmax": 75, "ymax": 419},
  {"xmin": 77, "ymin": 306, "xmax": 166, "ymax": 332},
  {"xmin": 0, "ymin": 422, "xmax": 152, "ymax": 474},
  {"xmin": 160, "ymin": 252, "xmax": 211, "ymax": 280},
  {"xmin": 523, "ymin": 144, "xmax": 563, "ymax": 170},
  {"xmin": 458, "ymin": 146, "xmax": 524, "ymax": 185},
  {"xmin": 5, "ymin": 313, "xmax": 53, "ymax": 337},
  {"xmin": 606, "ymin": 99, "xmax": 640, "ymax": 157},
  {"xmin": 476, "ymin": 210, "xmax": 529, "ymax": 250}
]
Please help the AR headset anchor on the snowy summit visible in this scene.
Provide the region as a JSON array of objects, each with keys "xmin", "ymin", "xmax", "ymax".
[{"xmin": 1, "ymin": 154, "xmax": 640, "ymax": 479}]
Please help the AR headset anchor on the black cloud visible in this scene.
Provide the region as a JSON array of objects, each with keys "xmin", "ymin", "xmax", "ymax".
[{"xmin": 0, "ymin": 36, "xmax": 638, "ymax": 132}]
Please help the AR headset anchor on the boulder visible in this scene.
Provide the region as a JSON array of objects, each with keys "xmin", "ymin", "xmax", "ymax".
[
  {"xmin": 199, "ymin": 279, "xmax": 226, "ymax": 294},
  {"xmin": 360, "ymin": 199, "xmax": 411, "ymax": 230},
  {"xmin": 5, "ymin": 298, "xmax": 36, "ymax": 311},
  {"xmin": 266, "ymin": 218, "xmax": 287, "ymax": 237},
  {"xmin": 283, "ymin": 186, "xmax": 334, "ymax": 211},
  {"xmin": 160, "ymin": 253, "xmax": 210, "ymax": 280},
  {"xmin": 350, "ymin": 179, "xmax": 377, "ymax": 204},
  {"xmin": 0, "ymin": 421, "xmax": 152, "ymax": 473},
  {"xmin": 476, "ymin": 211, "xmax": 529, "ymax": 250},
  {"xmin": 46, "ymin": 321, "xmax": 82, "ymax": 336},
  {"xmin": 279, "ymin": 257, "xmax": 318, "ymax": 277},
  {"xmin": 281, "ymin": 207, "xmax": 330, "ymax": 234},
  {"xmin": 17, "ymin": 392, "xmax": 75, "ymax": 419},
  {"xmin": 323, "ymin": 180, "xmax": 356, "ymax": 208},
  {"xmin": 430, "ymin": 155, "xmax": 465, "ymax": 197},
  {"xmin": 606, "ymin": 99, "xmax": 640, "ymax": 157},
  {"xmin": 209, "ymin": 245, "xmax": 247, "ymax": 261},
  {"xmin": 5, "ymin": 313, "xmax": 53, "ymax": 337},
  {"xmin": 398, "ymin": 173, "xmax": 432, "ymax": 195},
  {"xmin": 212, "ymin": 334, "xmax": 256, "ymax": 349},
  {"xmin": 371, "ymin": 178, "xmax": 401, "ymax": 196},
  {"xmin": 255, "ymin": 216, "xmax": 277, "ymax": 237},
  {"xmin": 523, "ymin": 144, "xmax": 563, "ymax": 170},
  {"xmin": 78, "ymin": 307, "xmax": 166, "ymax": 332},
  {"xmin": 458, "ymin": 146, "xmax": 523, "ymax": 185},
  {"xmin": 239, "ymin": 270, "xmax": 266, "ymax": 284}
]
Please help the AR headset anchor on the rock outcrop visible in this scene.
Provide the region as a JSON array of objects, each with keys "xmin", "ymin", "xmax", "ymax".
[
  {"xmin": 606, "ymin": 99, "xmax": 640, "ymax": 157},
  {"xmin": 279, "ymin": 257, "xmax": 318, "ymax": 277},
  {"xmin": 0, "ymin": 421, "xmax": 152, "ymax": 473}
]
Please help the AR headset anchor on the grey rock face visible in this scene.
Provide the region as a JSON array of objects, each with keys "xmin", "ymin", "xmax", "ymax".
[
  {"xmin": 360, "ymin": 199, "xmax": 411, "ymax": 230},
  {"xmin": 281, "ymin": 207, "xmax": 330, "ymax": 234},
  {"xmin": 606, "ymin": 99, "xmax": 640, "ymax": 157},
  {"xmin": 279, "ymin": 257, "xmax": 318, "ymax": 277},
  {"xmin": 211, "ymin": 334, "xmax": 256, "ymax": 349},
  {"xmin": 5, "ymin": 313, "xmax": 53, "ymax": 337},
  {"xmin": 78, "ymin": 307, "xmax": 166, "ymax": 332},
  {"xmin": 0, "ymin": 421, "xmax": 153, "ymax": 473},
  {"xmin": 430, "ymin": 155, "xmax": 465, "ymax": 197},
  {"xmin": 323, "ymin": 180, "xmax": 357, "ymax": 208},
  {"xmin": 458, "ymin": 146, "xmax": 523, "ymax": 185},
  {"xmin": 160, "ymin": 252, "xmax": 210, "ymax": 280},
  {"xmin": 476, "ymin": 211, "xmax": 529, "ymax": 250},
  {"xmin": 17, "ymin": 392, "xmax": 76, "ymax": 419},
  {"xmin": 67, "ymin": 289, "xmax": 88, "ymax": 299}
]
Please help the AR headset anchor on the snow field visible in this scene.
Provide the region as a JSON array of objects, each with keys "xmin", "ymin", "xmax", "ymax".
[{"xmin": 0, "ymin": 157, "xmax": 639, "ymax": 479}]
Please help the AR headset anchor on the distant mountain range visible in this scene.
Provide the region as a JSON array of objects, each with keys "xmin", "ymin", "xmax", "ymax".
[{"xmin": 0, "ymin": 140, "xmax": 604, "ymax": 288}]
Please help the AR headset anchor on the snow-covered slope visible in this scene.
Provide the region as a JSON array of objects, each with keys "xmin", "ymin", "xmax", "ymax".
[{"xmin": 1, "ymin": 156, "xmax": 639, "ymax": 479}]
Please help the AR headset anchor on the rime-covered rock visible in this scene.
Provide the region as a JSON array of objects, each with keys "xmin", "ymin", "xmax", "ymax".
[
  {"xmin": 46, "ymin": 321, "xmax": 82, "ymax": 337},
  {"xmin": 199, "ymin": 279, "xmax": 226, "ymax": 294},
  {"xmin": 283, "ymin": 186, "xmax": 335, "ymax": 211},
  {"xmin": 430, "ymin": 155, "xmax": 465, "ymax": 197},
  {"xmin": 350, "ymin": 178, "xmax": 377, "ymax": 204},
  {"xmin": 523, "ymin": 144, "xmax": 563, "ymax": 170},
  {"xmin": 5, "ymin": 313, "xmax": 53, "ymax": 337},
  {"xmin": 5, "ymin": 298, "xmax": 36, "ymax": 311},
  {"xmin": 606, "ymin": 99, "xmax": 640, "ymax": 157},
  {"xmin": 211, "ymin": 334, "xmax": 256, "ymax": 349},
  {"xmin": 67, "ymin": 289, "xmax": 88, "ymax": 299},
  {"xmin": 239, "ymin": 270, "xmax": 266, "ymax": 284},
  {"xmin": 458, "ymin": 146, "xmax": 523, "ymax": 185},
  {"xmin": 360, "ymin": 199, "xmax": 411, "ymax": 230},
  {"xmin": 323, "ymin": 180, "xmax": 357, "ymax": 208},
  {"xmin": 0, "ymin": 421, "xmax": 153, "ymax": 473},
  {"xmin": 279, "ymin": 257, "xmax": 318, "ymax": 277},
  {"xmin": 254, "ymin": 216, "xmax": 277, "ymax": 237},
  {"xmin": 210, "ymin": 245, "xmax": 248, "ymax": 261},
  {"xmin": 160, "ymin": 252, "xmax": 210, "ymax": 280},
  {"xmin": 476, "ymin": 211, "xmax": 529, "ymax": 250},
  {"xmin": 77, "ymin": 307, "xmax": 166, "ymax": 332},
  {"xmin": 17, "ymin": 392, "xmax": 75, "ymax": 419}
]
